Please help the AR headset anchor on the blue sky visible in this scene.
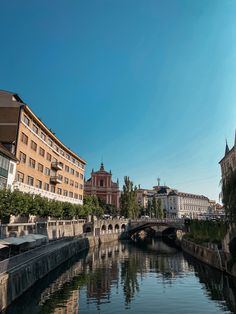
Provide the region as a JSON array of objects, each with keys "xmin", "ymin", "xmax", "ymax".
[{"xmin": 0, "ymin": 0, "xmax": 236, "ymax": 201}]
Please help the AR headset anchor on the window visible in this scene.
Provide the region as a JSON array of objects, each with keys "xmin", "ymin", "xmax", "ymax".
[
  {"xmin": 27, "ymin": 176, "xmax": 34, "ymax": 186},
  {"xmin": 80, "ymin": 183, "xmax": 83, "ymax": 189},
  {"xmin": 79, "ymin": 194, "xmax": 83, "ymax": 200},
  {"xmin": 44, "ymin": 183, "xmax": 49, "ymax": 191},
  {"xmin": 39, "ymin": 147, "xmax": 45, "ymax": 157},
  {"xmin": 29, "ymin": 158, "xmax": 36, "ymax": 168},
  {"xmin": 50, "ymin": 185, "xmax": 55, "ymax": 193},
  {"xmin": 17, "ymin": 172, "xmax": 24, "ymax": 183},
  {"xmin": 60, "ymin": 149, "xmax": 64, "ymax": 156},
  {"xmin": 63, "ymin": 190, "xmax": 68, "ymax": 196},
  {"xmin": 69, "ymin": 191, "xmax": 73, "ymax": 198},
  {"xmin": 38, "ymin": 163, "xmax": 43, "ymax": 173},
  {"xmin": 66, "ymin": 153, "xmax": 70, "ymax": 160},
  {"xmin": 58, "ymin": 174, "xmax": 63, "ymax": 181},
  {"xmin": 45, "ymin": 167, "xmax": 50, "ymax": 176},
  {"xmin": 21, "ymin": 132, "xmax": 28, "ymax": 145},
  {"xmin": 23, "ymin": 115, "xmax": 30, "ymax": 126},
  {"xmin": 70, "ymin": 179, "xmax": 74, "ymax": 187},
  {"xmin": 80, "ymin": 173, "xmax": 84, "ymax": 180},
  {"xmin": 65, "ymin": 165, "xmax": 69, "ymax": 172},
  {"xmin": 0, "ymin": 156, "xmax": 9, "ymax": 172},
  {"xmin": 31, "ymin": 140, "xmax": 37, "ymax": 151},
  {"xmin": 76, "ymin": 171, "xmax": 80, "ymax": 177},
  {"xmin": 36, "ymin": 180, "xmax": 42, "ymax": 189},
  {"xmin": 46, "ymin": 152, "xmax": 51, "ymax": 161},
  {"xmin": 57, "ymin": 188, "xmax": 62, "ymax": 195},
  {"xmin": 100, "ymin": 179, "xmax": 104, "ymax": 187},
  {"xmin": 74, "ymin": 193, "xmax": 78, "ymax": 199},
  {"xmin": 64, "ymin": 177, "xmax": 69, "ymax": 184},
  {"xmin": 48, "ymin": 138, "xmax": 53, "ymax": 146},
  {"xmin": 75, "ymin": 182, "xmax": 78, "ymax": 188},
  {"xmin": 32, "ymin": 124, "xmax": 38, "ymax": 134},
  {"xmin": 41, "ymin": 132, "xmax": 46, "ymax": 141},
  {"xmin": 52, "ymin": 157, "xmax": 57, "ymax": 163},
  {"xmin": 72, "ymin": 158, "xmax": 75, "ymax": 164},
  {"xmin": 19, "ymin": 151, "xmax": 26, "ymax": 163},
  {"xmin": 70, "ymin": 168, "xmax": 74, "ymax": 175}
]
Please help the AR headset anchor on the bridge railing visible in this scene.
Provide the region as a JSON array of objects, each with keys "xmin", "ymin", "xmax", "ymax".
[{"xmin": 131, "ymin": 218, "xmax": 185, "ymax": 224}]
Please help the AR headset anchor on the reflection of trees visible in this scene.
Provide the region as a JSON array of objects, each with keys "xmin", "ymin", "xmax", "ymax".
[
  {"xmin": 185, "ymin": 254, "xmax": 236, "ymax": 313},
  {"xmin": 120, "ymin": 256, "xmax": 140, "ymax": 305}
]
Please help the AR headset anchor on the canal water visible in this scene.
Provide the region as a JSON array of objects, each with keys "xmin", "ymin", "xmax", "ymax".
[{"xmin": 6, "ymin": 239, "xmax": 236, "ymax": 314}]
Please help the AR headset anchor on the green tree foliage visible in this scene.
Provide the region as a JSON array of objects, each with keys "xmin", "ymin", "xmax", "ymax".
[
  {"xmin": 222, "ymin": 169, "xmax": 236, "ymax": 222},
  {"xmin": 83, "ymin": 195, "xmax": 104, "ymax": 218},
  {"xmin": 185, "ymin": 220, "xmax": 228, "ymax": 245},
  {"xmin": 157, "ymin": 198, "xmax": 164, "ymax": 219},
  {"xmin": 152, "ymin": 195, "xmax": 157, "ymax": 218},
  {"xmin": 120, "ymin": 176, "xmax": 139, "ymax": 218},
  {"xmin": 0, "ymin": 189, "xmax": 104, "ymax": 220},
  {"xmin": 147, "ymin": 199, "xmax": 152, "ymax": 217}
]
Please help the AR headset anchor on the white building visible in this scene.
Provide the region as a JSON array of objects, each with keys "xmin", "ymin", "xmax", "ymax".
[
  {"xmin": 0, "ymin": 143, "xmax": 17, "ymax": 191},
  {"xmin": 148, "ymin": 186, "xmax": 211, "ymax": 219}
]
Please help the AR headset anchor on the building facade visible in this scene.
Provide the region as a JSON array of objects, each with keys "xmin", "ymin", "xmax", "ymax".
[
  {"xmin": 84, "ymin": 163, "xmax": 120, "ymax": 208},
  {"xmin": 0, "ymin": 143, "xmax": 17, "ymax": 190},
  {"xmin": 143, "ymin": 185, "xmax": 211, "ymax": 219},
  {"xmin": 0, "ymin": 90, "xmax": 86, "ymax": 204},
  {"xmin": 219, "ymin": 133, "xmax": 236, "ymax": 183}
]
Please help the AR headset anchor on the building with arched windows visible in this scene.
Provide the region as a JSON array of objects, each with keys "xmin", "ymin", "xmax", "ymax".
[{"xmin": 84, "ymin": 163, "xmax": 120, "ymax": 208}]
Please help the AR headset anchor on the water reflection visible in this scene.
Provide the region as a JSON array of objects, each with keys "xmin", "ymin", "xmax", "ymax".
[
  {"xmin": 6, "ymin": 239, "xmax": 236, "ymax": 314},
  {"xmin": 185, "ymin": 254, "xmax": 236, "ymax": 313}
]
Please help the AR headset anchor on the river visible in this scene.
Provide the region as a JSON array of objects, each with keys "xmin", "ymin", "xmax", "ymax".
[{"xmin": 5, "ymin": 239, "xmax": 236, "ymax": 314}]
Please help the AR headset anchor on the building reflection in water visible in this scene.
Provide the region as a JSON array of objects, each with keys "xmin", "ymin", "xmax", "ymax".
[{"xmin": 6, "ymin": 239, "xmax": 236, "ymax": 314}]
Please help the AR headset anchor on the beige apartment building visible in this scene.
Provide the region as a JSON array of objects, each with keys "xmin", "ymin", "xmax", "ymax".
[{"xmin": 0, "ymin": 90, "xmax": 86, "ymax": 204}]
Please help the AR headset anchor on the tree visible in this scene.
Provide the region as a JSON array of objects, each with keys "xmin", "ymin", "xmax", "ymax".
[
  {"xmin": 147, "ymin": 200, "xmax": 152, "ymax": 217},
  {"xmin": 83, "ymin": 195, "xmax": 104, "ymax": 218},
  {"xmin": 152, "ymin": 195, "xmax": 157, "ymax": 218},
  {"xmin": 222, "ymin": 169, "xmax": 236, "ymax": 222},
  {"xmin": 157, "ymin": 198, "xmax": 164, "ymax": 219},
  {"xmin": 120, "ymin": 176, "xmax": 139, "ymax": 218}
]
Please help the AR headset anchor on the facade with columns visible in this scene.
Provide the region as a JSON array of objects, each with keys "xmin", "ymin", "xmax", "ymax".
[
  {"xmin": 219, "ymin": 133, "xmax": 236, "ymax": 183},
  {"xmin": 84, "ymin": 163, "xmax": 120, "ymax": 208}
]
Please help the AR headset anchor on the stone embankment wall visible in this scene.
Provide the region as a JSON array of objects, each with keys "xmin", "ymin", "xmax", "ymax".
[
  {"xmin": 182, "ymin": 239, "xmax": 224, "ymax": 270},
  {"xmin": 0, "ymin": 219, "xmax": 85, "ymax": 240},
  {"xmin": 0, "ymin": 232, "xmax": 119, "ymax": 312}
]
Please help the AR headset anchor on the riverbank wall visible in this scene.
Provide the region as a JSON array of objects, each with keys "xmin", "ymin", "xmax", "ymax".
[
  {"xmin": 181, "ymin": 238, "xmax": 236, "ymax": 277},
  {"xmin": 0, "ymin": 233, "xmax": 120, "ymax": 312}
]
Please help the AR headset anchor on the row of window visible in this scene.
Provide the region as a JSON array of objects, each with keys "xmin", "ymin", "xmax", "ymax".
[
  {"xmin": 22, "ymin": 115, "xmax": 84, "ymax": 169},
  {"xmin": 20, "ymin": 133, "xmax": 84, "ymax": 179},
  {"xmin": 17, "ymin": 172, "xmax": 83, "ymax": 200},
  {"xmin": 19, "ymin": 152, "xmax": 83, "ymax": 189}
]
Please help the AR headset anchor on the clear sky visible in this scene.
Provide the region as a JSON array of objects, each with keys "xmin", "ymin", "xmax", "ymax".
[{"xmin": 0, "ymin": 0, "xmax": 236, "ymax": 201}]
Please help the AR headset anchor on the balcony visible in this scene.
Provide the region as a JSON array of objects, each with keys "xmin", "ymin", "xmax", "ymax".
[
  {"xmin": 51, "ymin": 161, "xmax": 63, "ymax": 171},
  {"xmin": 50, "ymin": 176, "xmax": 62, "ymax": 184}
]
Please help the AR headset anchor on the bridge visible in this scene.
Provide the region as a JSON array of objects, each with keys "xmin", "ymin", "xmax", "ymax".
[
  {"xmin": 127, "ymin": 218, "xmax": 186, "ymax": 238},
  {"xmin": 83, "ymin": 218, "xmax": 186, "ymax": 238}
]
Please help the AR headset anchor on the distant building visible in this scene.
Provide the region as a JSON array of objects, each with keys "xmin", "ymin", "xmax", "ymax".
[
  {"xmin": 0, "ymin": 143, "xmax": 17, "ymax": 190},
  {"xmin": 136, "ymin": 188, "xmax": 155, "ymax": 209},
  {"xmin": 84, "ymin": 163, "xmax": 120, "ymax": 208},
  {"xmin": 140, "ymin": 185, "xmax": 212, "ymax": 219},
  {"xmin": 219, "ymin": 132, "xmax": 236, "ymax": 183},
  {"xmin": 0, "ymin": 90, "xmax": 86, "ymax": 204}
]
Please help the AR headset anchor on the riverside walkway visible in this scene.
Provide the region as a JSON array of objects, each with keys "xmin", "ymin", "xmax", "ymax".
[{"xmin": 0, "ymin": 237, "xmax": 80, "ymax": 274}]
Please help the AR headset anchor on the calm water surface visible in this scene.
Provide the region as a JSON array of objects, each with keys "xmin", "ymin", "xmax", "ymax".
[{"xmin": 6, "ymin": 239, "xmax": 236, "ymax": 314}]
